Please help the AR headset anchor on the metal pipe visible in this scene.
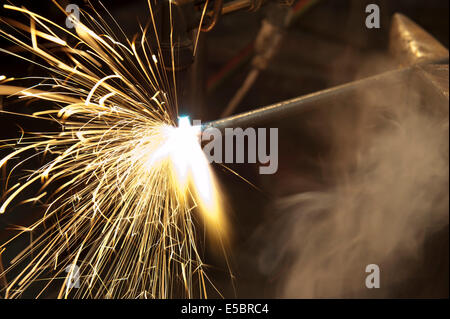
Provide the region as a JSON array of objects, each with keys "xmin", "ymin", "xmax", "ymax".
[
  {"xmin": 206, "ymin": 0, "xmax": 262, "ymax": 17},
  {"xmin": 201, "ymin": 0, "xmax": 224, "ymax": 32},
  {"xmin": 203, "ymin": 66, "xmax": 413, "ymax": 131},
  {"xmin": 221, "ymin": 0, "xmax": 253, "ymax": 14}
]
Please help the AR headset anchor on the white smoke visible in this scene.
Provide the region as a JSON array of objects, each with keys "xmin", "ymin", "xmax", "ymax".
[{"xmin": 255, "ymin": 82, "xmax": 449, "ymax": 298}]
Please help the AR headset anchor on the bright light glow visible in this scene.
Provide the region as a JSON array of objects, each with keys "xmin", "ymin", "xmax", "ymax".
[{"xmin": 142, "ymin": 116, "xmax": 224, "ymax": 231}]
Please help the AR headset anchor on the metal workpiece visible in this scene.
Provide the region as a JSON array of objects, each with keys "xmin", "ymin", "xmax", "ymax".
[
  {"xmin": 389, "ymin": 13, "xmax": 449, "ymax": 65},
  {"xmin": 419, "ymin": 64, "xmax": 449, "ymax": 100},
  {"xmin": 411, "ymin": 63, "xmax": 450, "ymax": 122},
  {"xmin": 205, "ymin": 12, "xmax": 449, "ymax": 132}
]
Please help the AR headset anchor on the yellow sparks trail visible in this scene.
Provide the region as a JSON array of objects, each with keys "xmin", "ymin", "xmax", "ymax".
[{"xmin": 0, "ymin": 2, "xmax": 228, "ymax": 298}]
